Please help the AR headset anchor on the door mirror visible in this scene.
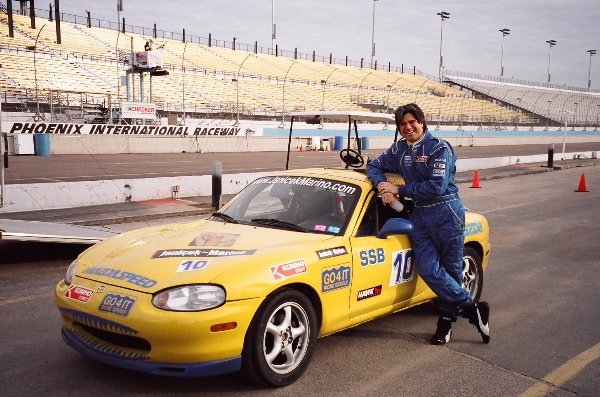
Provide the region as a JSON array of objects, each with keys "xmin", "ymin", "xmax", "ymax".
[{"xmin": 377, "ymin": 218, "xmax": 414, "ymax": 239}]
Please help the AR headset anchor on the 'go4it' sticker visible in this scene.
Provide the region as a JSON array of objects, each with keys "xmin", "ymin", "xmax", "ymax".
[
  {"xmin": 99, "ymin": 293, "xmax": 136, "ymax": 317},
  {"xmin": 389, "ymin": 249, "xmax": 414, "ymax": 287},
  {"xmin": 321, "ymin": 265, "xmax": 351, "ymax": 293}
]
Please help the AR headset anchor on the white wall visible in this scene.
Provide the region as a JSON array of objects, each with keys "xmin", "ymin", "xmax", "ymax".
[{"xmin": 6, "ymin": 133, "xmax": 600, "ymax": 155}]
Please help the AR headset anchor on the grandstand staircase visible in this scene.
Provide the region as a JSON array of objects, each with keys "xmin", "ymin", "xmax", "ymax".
[
  {"xmin": 157, "ymin": 43, "xmax": 207, "ymax": 73},
  {"xmin": 72, "ymin": 24, "xmax": 128, "ymax": 62},
  {"xmin": 163, "ymin": 74, "xmax": 219, "ymax": 108},
  {"xmin": 0, "ymin": 70, "xmax": 27, "ymax": 99},
  {"xmin": 197, "ymin": 45, "xmax": 256, "ymax": 76},
  {"xmin": 68, "ymin": 60, "xmax": 119, "ymax": 92},
  {"xmin": 226, "ymin": 78, "xmax": 283, "ymax": 116}
]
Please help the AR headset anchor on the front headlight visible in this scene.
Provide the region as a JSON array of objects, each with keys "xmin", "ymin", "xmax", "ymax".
[
  {"xmin": 64, "ymin": 259, "xmax": 79, "ymax": 285},
  {"xmin": 152, "ymin": 285, "xmax": 226, "ymax": 311}
]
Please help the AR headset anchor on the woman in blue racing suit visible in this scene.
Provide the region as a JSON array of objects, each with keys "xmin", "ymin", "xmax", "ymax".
[{"xmin": 366, "ymin": 103, "xmax": 490, "ymax": 345}]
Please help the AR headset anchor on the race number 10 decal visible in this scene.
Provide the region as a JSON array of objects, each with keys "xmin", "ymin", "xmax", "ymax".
[{"xmin": 389, "ymin": 249, "xmax": 414, "ymax": 287}]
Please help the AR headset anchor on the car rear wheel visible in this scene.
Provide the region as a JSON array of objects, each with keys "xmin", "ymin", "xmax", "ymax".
[
  {"xmin": 462, "ymin": 246, "xmax": 483, "ymax": 302},
  {"xmin": 241, "ymin": 288, "xmax": 318, "ymax": 387}
]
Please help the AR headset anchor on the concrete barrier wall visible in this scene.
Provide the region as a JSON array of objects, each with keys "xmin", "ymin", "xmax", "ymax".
[
  {"xmin": 34, "ymin": 134, "xmax": 599, "ymax": 155},
  {"xmin": 1, "ymin": 171, "xmax": 270, "ymax": 213}
]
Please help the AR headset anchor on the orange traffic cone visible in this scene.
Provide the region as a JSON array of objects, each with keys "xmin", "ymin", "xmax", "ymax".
[
  {"xmin": 575, "ymin": 174, "xmax": 589, "ymax": 192},
  {"xmin": 299, "ymin": 145, "xmax": 304, "ymax": 152},
  {"xmin": 470, "ymin": 171, "xmax": 481, "ymax": 188}
]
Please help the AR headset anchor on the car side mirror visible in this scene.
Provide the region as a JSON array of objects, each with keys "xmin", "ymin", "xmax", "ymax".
[{"xmin": 376, "ymin": 218, "xmax": 414, "ymax": 239}]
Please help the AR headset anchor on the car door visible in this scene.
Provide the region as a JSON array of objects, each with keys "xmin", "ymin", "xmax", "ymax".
[{"xmin": 348, "ymin": 194, "xmax": 424, "ymax": 320}]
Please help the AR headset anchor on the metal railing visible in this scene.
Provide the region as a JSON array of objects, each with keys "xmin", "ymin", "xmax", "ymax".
[{"xmin": 15, "ymin": 5, "xmax": 423, "ymax": 75}]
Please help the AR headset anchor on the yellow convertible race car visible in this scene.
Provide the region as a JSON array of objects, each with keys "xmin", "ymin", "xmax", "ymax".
[{"xmin": 55, "ymin": 168, "xmax": 490, "ymax": 387}]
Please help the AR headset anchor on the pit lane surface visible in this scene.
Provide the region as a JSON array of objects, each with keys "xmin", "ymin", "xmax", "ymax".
[
  {"xmin": 4, "ymin": 143, "xmax": 598, "ymax": 184},
  {"xmin": 1, "ymin": 165, "xmax": 599, "ymax": 396}
]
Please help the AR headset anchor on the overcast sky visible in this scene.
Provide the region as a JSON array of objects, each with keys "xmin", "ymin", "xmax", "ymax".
[{"xmin": 51, "ymin": 0, "xmax": 600, "ymax": 90}]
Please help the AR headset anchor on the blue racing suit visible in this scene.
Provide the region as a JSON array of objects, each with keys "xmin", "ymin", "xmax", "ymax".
[{"xmin": 366, "ymin": 131, "xmax": 472, "ymax": 316}]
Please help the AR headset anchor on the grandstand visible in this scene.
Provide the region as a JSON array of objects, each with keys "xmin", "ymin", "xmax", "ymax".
[{"xmin": 0, "ymin": 8, "xmax": 598, "ymax": 130}]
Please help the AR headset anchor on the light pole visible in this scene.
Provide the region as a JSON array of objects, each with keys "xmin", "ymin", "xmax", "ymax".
[
  {"xmin": 117, "ymin": 0, "xmax": 123, "ymax": 31},
  {"xmin": 437, "ymin": 11, "xmax": 450, "ymax": 82},
  {"xmin": 321, "ymin": 67, "xmax": 338, "ymax": 111},
  {"xmin": 546, "ymin": 39, "xmax": 556, "ymax": 84},
  {"xmin": 271, "ymin": 0, "xmax": 276, "ymax": 54},
  {"xmin": 545, "ymin": 100, "xmax": 552, "ymax": 131},
  {"xmin": 371, "ymin": 0, "xmax": 378, "ymax": 68},
  {"xmin": 587, "ymin": 49, "xmax": 596, "ymax": 92},
  {"xmin": 33, "ymin": 24, "xmax": 46, "ymax": 121},
  {"xmin": 357, "ymin": 71, "xmax": 372, "ymax": 110},
  {"xmin": 385, "ymin": 76, "xmax": 403, "ymax": 113},
  {"xmin": 181, "ymin": 41, "xmax": 188, "ymax": 125},
  {"xmin": 279, "ymin": 60, "xmax": 297, "ymax": 128},
  {"xmin": 235, "ymin": 53, "xmax": 254, "ymax": 126},
  {"xmin": 499, "ymin": 28, "xmax": 510, "ymax": 78}
]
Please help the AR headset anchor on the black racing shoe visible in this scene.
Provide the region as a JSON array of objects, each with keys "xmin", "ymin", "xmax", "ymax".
[
  {"xmin": 431, "ymin": 315, "xmax": 456, "ymax": 345},
  {"xmin": 462, "ymin": 302, "xmax": 490, "ymax": 343}
]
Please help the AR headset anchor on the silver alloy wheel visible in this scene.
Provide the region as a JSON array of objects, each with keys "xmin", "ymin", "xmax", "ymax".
[
  {"xmin": 262, "ymin": 301, "xmax": 310, "ymax": 374},
  {"xmin": 462, "ymin": 250, "xmax": 481, "ymax": 300}
]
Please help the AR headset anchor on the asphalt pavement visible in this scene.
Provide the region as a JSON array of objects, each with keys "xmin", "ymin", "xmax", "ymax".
[{"xmin": 1, "ymin": 142, "xmax": 598, "ymax": 227}]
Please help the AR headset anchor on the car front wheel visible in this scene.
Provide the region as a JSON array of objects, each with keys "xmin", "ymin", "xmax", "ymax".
[
  {"xmin": 241, "ymin": 288, "xmax": 318, "ymax": 387},
  {"xmin": 462, "ymin": 246, "xmax": 484, "ymax": 302}
]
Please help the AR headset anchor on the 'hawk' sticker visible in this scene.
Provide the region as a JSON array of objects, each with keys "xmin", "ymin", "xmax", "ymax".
[{"xmin": 357, "ymin": 285, "xmax": 382, "ymax": 301}]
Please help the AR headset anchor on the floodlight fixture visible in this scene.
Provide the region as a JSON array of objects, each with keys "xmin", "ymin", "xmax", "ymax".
[
  {"xmin": 499, "ymin": 29, "xmax": 510, "ymax": 77},
  {"xmin": 587, "ymin": 49, "xmax": 597, "ymax": 91},
  {"xmin": 546, "ymin": 40, "xmax": 557, "ymax": 84},
  {"xmin": 437, "ymin": 11, "xmax": 450, "ymax": 81}
]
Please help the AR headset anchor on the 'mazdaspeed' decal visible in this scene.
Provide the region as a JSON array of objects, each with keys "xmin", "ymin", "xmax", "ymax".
[{"xmin": 82, "ymin": 267, "xmax": 157, "ymax": 288}]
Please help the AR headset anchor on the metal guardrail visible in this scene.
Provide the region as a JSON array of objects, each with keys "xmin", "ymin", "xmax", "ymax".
[{"xmin": 17, "ymin": 5, "xmax": 422, "ymax": 76}]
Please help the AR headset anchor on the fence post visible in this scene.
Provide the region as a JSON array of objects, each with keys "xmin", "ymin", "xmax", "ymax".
[
  {"xmin": 212, "ymin": 161, "xmax": 222, "ymax": 210},
  {"xmin": 547, "ymin": 144, "xmax": 554, "ymax": 168}
]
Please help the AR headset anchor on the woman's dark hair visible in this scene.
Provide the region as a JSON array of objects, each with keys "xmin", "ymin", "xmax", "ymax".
[{"xmin": 395, "ymin": 103, "xmax": 428, "ymax": 132}]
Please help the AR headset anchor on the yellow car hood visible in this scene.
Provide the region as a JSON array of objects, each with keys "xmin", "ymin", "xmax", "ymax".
[{"xmin": 75, "ymin": 219, "xmax": 334, "ymax": 293}]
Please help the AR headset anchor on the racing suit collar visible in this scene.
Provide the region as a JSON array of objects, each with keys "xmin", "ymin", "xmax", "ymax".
[{"xmin": 407, "ymin": 131, "xmax": 430, "ymax": 150}]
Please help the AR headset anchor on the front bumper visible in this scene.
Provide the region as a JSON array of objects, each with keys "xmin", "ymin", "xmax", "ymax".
[
  {"xmin": 55, "ymin": 279, "xmax": 263, "ymax": 377},
  {"xmin": 61, "ymin": 326, "xmax": 241, "ymax": 377}
]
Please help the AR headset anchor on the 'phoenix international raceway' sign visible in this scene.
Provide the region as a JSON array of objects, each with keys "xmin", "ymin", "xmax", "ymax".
[{"xmin": 3, "ymin": 122, "xmax": 261, "ymax": 136}]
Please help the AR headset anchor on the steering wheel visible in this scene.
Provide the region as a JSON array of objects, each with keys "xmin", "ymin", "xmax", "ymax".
[{"xmin": 340, "ymin": 148, "xmax": 364, "ymax": 168}]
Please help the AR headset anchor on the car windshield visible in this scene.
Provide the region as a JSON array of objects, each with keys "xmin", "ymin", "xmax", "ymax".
[{"xmin": 218, "ymin": 175, "xmax": 361, "ymax": 235}]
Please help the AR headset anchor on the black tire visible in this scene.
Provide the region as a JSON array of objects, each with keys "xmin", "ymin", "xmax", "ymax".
[
  {"xmin": 462, "ymin": 246, "xmax": 484, "ymax": 302},
  {"xmin": 241, "ymin": 288, "xmax": 318, "ymax": 387}
]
